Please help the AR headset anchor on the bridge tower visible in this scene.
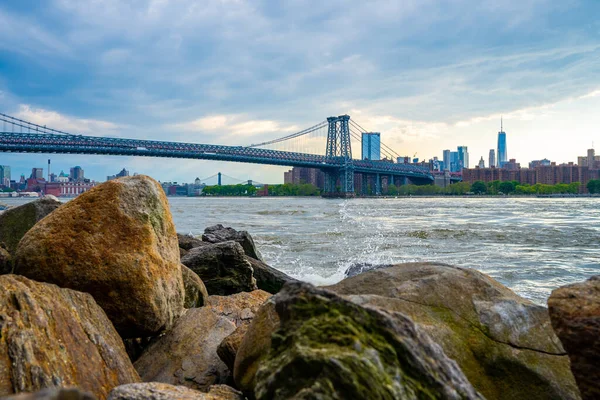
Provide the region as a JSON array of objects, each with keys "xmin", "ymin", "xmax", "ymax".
[{"xmin": 323, "ymin": 115, "xmax": 355, "ymax": 197}]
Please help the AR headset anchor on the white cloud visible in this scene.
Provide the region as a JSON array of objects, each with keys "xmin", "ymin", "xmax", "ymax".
[
  {"xmin": 168, "ymin": 114, "xmax": 300, "ymax": 139},
  {"xmin": 15, "ymin": 105, "xmax": 120, "ymax": 135}
]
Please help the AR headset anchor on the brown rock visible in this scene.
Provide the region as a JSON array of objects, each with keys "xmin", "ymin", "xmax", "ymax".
[
  {"xmin": 0, "ymin": 275, "xmax": 140, "ymax": 399},
  {"xmin": 232, "ymin": 298, "xmax": 278, "ymax": 395},
  {"xmin": 134, "ymin": 308, "xmax": 236, "ymax": 391},
  {"xmin": 182, "ymin": 265, "xmax": 209, "ymax": 308},
  {"xmin": 13, "ymin": 175, "xmax": 185, "ymax": 338},
  {"xmin": 0, "ymin": 197, "xmax": 61, "ymax": 254},
  {"xmin": 206, "ymin": 290, "xmax": 271, "ymax": 326},
  {"xmin": 181, "ymin": 241, "xmax": 257, "ymax": 296},
  {"xmin": 325, "ymin": 263, "xmax": 580, "ymax": 400},
  {"xmin": 108, "ymin": 383, "xmax": 243, "ymax": 400},
  {"xmin": 548, "ymin": 275, "xmax": 600, "ymax": 400},
  {"xmin": 202, "ymin": 224, "xmax": 262, "ymax": 261},
  {"xmin": 1, "ymin": 387, "xmax": 97, "ymax": 400},
  {"xmin": 0, "ymin": 245, "xmax": 11, "ymax": 274},
  {"xmin": 216, "ymin": 327, "xmax": 246, "ymax": 372}
]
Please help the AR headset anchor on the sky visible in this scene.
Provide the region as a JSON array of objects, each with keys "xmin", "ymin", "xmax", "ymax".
[{"xmin": 1, "ymin": 0, "xmax": 599, "ymax": 183}]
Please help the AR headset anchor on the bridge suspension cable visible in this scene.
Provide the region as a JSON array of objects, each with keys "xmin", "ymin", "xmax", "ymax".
[
  {"xmin": 246, "ymin": 120, "xmax": 328, "ymax": 148},
  {"xmin": 349, "ymin": 119, "xmax": 401, "ymax": 160},
  {"xmin": 0, "ymin": 112, "xmax": 77, "ymax": 136}
]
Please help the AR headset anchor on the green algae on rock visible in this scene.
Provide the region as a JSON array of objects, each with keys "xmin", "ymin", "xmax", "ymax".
[{"xmin": 253, "ymin": 282, "xmax": 483, "ymax": 400}]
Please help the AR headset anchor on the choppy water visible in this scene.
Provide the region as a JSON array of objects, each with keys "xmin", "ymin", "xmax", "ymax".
[{"xmin": 3, "ymin": 196, "xmax": 599, "ymax": 305}]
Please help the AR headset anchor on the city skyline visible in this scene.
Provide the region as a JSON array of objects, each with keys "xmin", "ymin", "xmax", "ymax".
[{"xmin": 1, "ymin": 1, "xmax": 600, "ymax": 182}]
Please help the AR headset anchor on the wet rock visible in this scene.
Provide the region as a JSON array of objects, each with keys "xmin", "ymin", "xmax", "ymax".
[
  {"xmin": 344, "ymin": 262, "xmax": 393, "ymax": 278},
  {"xmin": 0, "ymin": 275, "xmax": 140, "ymax": 399},
  {"xmin": 217, "ymin": 327, "xmax": 247, "ymax": 372},
  {"xmin": 203, "ymin": 224, "xmax": 262, "ymax": 261},
  {"xmin": 252, "ymin": 282, "xmax": 483, "ymax": 400},
  {"xmin": 1, "ymin": 387, "xmax": 97, "ymax": 400},
  {"xmin": 14, "ymin": 175, "xmax": 185, "ymax": 338},
  {"xmin": 0, "ymin": 197, "xmax": 61, "ymax": 254},
  {"xmin": 180, "ymin": 247, "xmax": 189, "ymax": 258},
  {"xmin": 181, "ymin": 241, "xmax": 257, "ymax": 296},
  {"xmin": 182, "ymin": 265, "xmax": 209, "ymax": 308},
  {"xmin": 233, "ymin": 298, "xmax": 278, "ymax": 394},
  {"xmin": 108, "ymin": 383, "xmax": 243, "ymax": 400},
  {"xmin": 134, "ymin": 308, "xmax": 236, "ymax": 391},
  {"xmin": 548, "ymin": 275, "xmax": 600, "ymax": 400},
  {"xmin": 178, "ymin": 233, "xmax": 207, "ymax": 251},
  {"xmin": 245, "ymin": 256, "xmax": 296, "ymax": 294},
  {"xmin": 325, "ymin": 262, "xmax": 580, "ymax": 400},
  {"xmin": 0, "ymin": 245, "xmax": 11, "ymax": 274}
]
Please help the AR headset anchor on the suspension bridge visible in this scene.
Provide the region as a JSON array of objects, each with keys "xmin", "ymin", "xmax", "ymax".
[{"xmin": 0, "ymin": 113, "xmax": 433, "ymax": 197}]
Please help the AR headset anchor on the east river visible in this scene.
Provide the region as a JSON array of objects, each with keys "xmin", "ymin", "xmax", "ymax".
[{"xmin": 4, "ymin": 196, "xmax": 599, "ymax": 305}]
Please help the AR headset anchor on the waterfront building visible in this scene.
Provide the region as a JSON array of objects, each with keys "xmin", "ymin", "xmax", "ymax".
[
  {"xmin": 478, "ymin": 157, "xmax": 485, "ymax": 168},
  {"xmin": 529, "ymin": 159, "xmax": 551, "ymax": 169},
  {"xmin": 283, "ymin": 167, "xmax": 325, "ymax": 189},
  {"xmin": 443, "ymin": 149, "xmax": 451, "ymax": 171},
  {"xmin": 44, "ymin": 181, "xmax": 97, "ymax": 197},
  {"xmin": 0, "ymin": 165, "xmax": 10, "ymax": 187},
  {"xmin": 361, "ymin": 132, "xmax": 381, "ymax": 160},
  {"xmin": 107, "ymin": 168, "xmax": 130, "ymax": 181},
  {"xmin": 497, "ymin": 119, "xmax": 507, "ymax": 168},
  {"xmin": 503, "ymin": 158, "xmax": 520, "ymax": 171},
  {"xmin": 70, "ymin": 166, "xmax": 85, "ymax": 182},
  {"xmin": 489, "ymin": 149, "xmax": 495, "ymax": 168},
  {"xmin": 457, "ymin": 146, "xmax": 469, "ymax": 169},
  {"xmin": 30, "ymin": 168, "xmax": 44, "ymax": 180},
  {"xmin": 57, "ymin": 170, "xmax": 69, "ymax": 182},
  {"xmin": 588, "ymin": 149, "xmax": 595, "ymax": 168}
]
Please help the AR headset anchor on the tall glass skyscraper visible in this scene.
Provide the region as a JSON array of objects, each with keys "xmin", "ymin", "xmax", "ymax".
[
  {"xmin": 443, "ymin": 149, "xmax": 451, "ymax": 171},
  {"xmin": 457, "ymin": 146, "xmax": 469, "ymax": 169},
  {"xmin": 361, "ymin": 132, "xmax": 381, "ymax": 160},
  {"xmin": 497, "ymin": 119, "xmax": 507, "ymax": 167}
]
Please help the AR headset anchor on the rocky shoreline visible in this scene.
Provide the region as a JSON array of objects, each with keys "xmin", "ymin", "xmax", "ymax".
[{"xmin": 0, "ymin": 175, "xmax": 596, "ymax": 399}]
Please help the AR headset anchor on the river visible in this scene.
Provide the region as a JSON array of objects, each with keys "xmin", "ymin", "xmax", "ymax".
[{"xmin": 3, "ymin": 196, "xmax": 599, "ymax": 305}]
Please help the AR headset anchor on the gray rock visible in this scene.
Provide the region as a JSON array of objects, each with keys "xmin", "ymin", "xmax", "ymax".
[
  {"xmin": 344, "ymin": 262, "xmax": 393, "ymax": 278},
  {"xmin": 245, "ymin": 256, "xmax": 296, "ymax": 294},
  {"xmin": 0, "ymin": 197, "xmax": 61, "ymax": 254},
  {"xmin": 203, "ymin": 224, "xmax": 262, "ymax": 261},
  {"xmin": 177, "ymin": 233, "xmax": 207, "ymax": 251},
  {"xmin": 253, "ymin": 282, "xmax": 483, "ymax": 400},
  {"xmin": 108, "ymin": 383, "xmax": 243, "ymax": 400},
  {"xmin": 181, "ymin": 241, "xmax": 257, "ymax": 296}
]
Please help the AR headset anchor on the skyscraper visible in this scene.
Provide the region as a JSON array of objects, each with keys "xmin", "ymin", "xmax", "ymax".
[
  {"xmin": 0, "ymin": 165, "xmax": 10, "ymax": 187},
  {"xmin": 489, "ymin": 149, "xmax": 496, "ymax": 168},
  {"xmin": 70, "ymin": 166, "xmax": 85, "ymax": 181},
  {"xmin": 31, "ymin": 168, "xmax": 43, "ymax": 180},
  {"xmin": 443, "ymin": 149, "xmax": 451, "ymax": 171},
  {"xmin": 497, "ymin": 118, "xmax": 507, "ymax": 168},
  {"xmin": 457, "ymin": 146, "xmax": 469, "ymax": 169},
  {"xmin": 361, "ymin": 132, "xmax": 381, "ymax": 160},
  {"xmin": 588, "ymin": 148, "xmax": 595, "ymax": 168},
  {"xmin": 478, "ymin": 157, "xmax": 485, "ymax": 168},
  {"xmin": 450, "ymin": 151, "xmax": 459, "ymax": 172}
]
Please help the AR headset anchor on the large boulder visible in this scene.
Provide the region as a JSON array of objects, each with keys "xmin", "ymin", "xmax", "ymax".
[
  {"xmin": 325, "ymin": 263, "xmax": 580, "ymax": 400},
  {"xmin": 203, "ymin": 224, "xmax": 262, "ymax": 261},
  {"xmin": 108, "ymin": 383, "xmax": 243, "ymax": 400},
  {"xmin": 134, "ymin": 308, "xmax": 236, "ymax": 391},
  {"xmin": 252, "ymin": 282, "xmax": 483, "ymax": 399},
  {"xmin": 0, "ymin": 275, "xmax": 140, "ymax": 399},
  {"xmin": 548, "ymin": 275, "xmax": 600, "ymax": 400},
  {"xmin": 0, "ymin": 245, "xmax": 11, "ymax": 274},
  {"xmin": 245, "ymin": 256, "xmax": 296, "ymax": 294},
  {"xmin": 13, "ymin": 175, "xmax": 185, "ymax": 338},
  {"xmin": 178, "ymin": 233, "xmax": 207, "ymax": 251},
  {"xmin": 181, "ymin": 241, "xmax": 257, "ymax": 296},
  {"xmin": 0, "ymin": 197, "xmax": 61, "ymax": 254},
  {"xmin": 182, "ymin": 265, "xmax": 209, "ymax": 308},
  {"xmin": 134, "ymin": 290, "xmax": 269, "ymax": 391}
]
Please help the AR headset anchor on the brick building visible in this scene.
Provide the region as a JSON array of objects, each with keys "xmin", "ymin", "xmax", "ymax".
[{"xmin": 283, "ymin": 167, "xmax": 325, "ymax": 189}]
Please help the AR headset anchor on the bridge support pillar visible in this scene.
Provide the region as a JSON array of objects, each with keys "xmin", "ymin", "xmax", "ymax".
[
  {"xmin": 218, "ymin": 172, "xmax": 222, "ymax": 186},
  {"xmin": 400, "ymin": 176, "xmax": 407, "ymax": 186},
  {"xmin": 376, "ymin": 173, "xmax": 381, "ymax": 196}
]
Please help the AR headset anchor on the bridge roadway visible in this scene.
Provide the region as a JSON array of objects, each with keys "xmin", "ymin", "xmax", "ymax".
[{"xmin": 0, "ymin": 131, "xmax": 434, "ymax": 181}]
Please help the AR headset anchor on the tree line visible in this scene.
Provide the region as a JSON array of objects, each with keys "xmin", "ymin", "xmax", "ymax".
[
  {"xmin": 385, "ymin": 181, "xmax": 584, "ymax": 196},
  {"xmin": 202, "ymin": 183, "xmax": 321, "ymax": 196}
]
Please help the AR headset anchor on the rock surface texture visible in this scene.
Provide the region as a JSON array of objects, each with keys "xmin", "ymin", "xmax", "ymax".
[
  {"xmin": 1, "ymin": 387, "xmax": 97, "ymax": 400},
  {"xmin": 182, "ymin": 265, "xmax": 209, "ymax": 308},
  {"xmin": 548, "ymin": 275, "xmax": 600, "ymax": 400},
  {"xmin": 0, "ymin": 245, "xmax": 11, "ymax": 274},
  {"xmin": 326, "ymin": 263, "xmax": 580, "ymax": 400},
  {"xmin": 13, "ymin": 175, "xmax": 185, "ymax": 338},
  {"xmin": 181, "ymin": 241, "xmax": 257, "ymax": 296},
  {"xmin": 203, "ymin": 224, "xmax": 262, "ymax": 261},
  {"xmin": 252, "ymin": 282, "xmax": 483, "ymax": 400},
  {"xmin": 0, "ymin": 275, "xmax": 140, "ymax": 400},
  {"xmin": 108, "ymin": 383, "xmax": 243, "ymax": 400},
  {"xmin": 134, "ymin": 308, "xmax": 237, "ymax": 391},
  {"xmin": 0, "ymin": 197, "xmax": 61, "ymax": 254},
  {"xmin": 177, "ymin": 233, "xmax": 207, "ymax": 251}
]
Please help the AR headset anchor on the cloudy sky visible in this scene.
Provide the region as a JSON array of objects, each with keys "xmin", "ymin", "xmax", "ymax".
[{"xmin": 1, "ymin": 0, "xmax": 599, "ymax": 183}]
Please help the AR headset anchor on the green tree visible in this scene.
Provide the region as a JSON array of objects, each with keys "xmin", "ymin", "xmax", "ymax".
[
  {"xmin": 587, "ymin": 179, "xmax": 600, "ymax": 194},
  {"xmin": 387, "ymin": 184, "xmax": 399, "ymax": 195},
  {"xmin": 498, "ymin": 181, "xmax": 516, "ymax": 194},
  {"xmin": 487, "ymin": 180, "xmax": 501, "ymax": 195},
  {"xmin": 471, "ymin": 181, "xmax": 487, "ymax": 194}
]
